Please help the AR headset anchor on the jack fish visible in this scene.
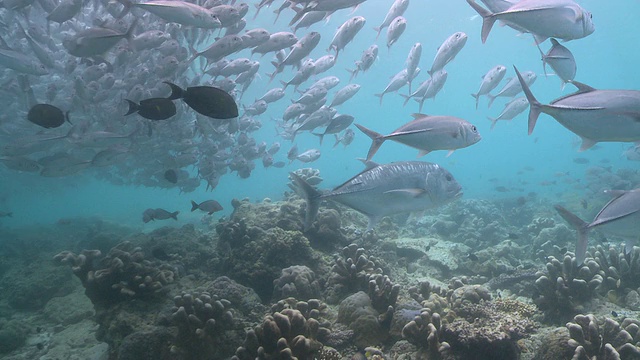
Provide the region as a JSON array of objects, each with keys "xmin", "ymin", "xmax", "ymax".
[
  {"xmin": 291, "ymin": 161, "xmax": 462, "ymax": 231},
  {"xmin": 555, "ymin": 189, "xmax": 640, "ymax": 264},
  {"xmin": 515, "ymin": 66, "xmax": 640, "ymax": 151}
]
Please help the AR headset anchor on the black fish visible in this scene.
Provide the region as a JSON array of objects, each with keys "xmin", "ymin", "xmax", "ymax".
[
  {"xmin": 125, "ymin": 98, "xmax": 176, "ymax": 120},
  {"xmin": 468, "ymin": 253, "xmax": 478, "ymax": 261},
  {"xmin": 27, "ymin": 104, "xmax": 71, "ymax": 128},
  {"xmin": 164, "ymin": 169, "xmax": 178, "ymax": 184},
  {"xmin": 164, "ymin": 82, "xmax": 238, "ymax": 119}
]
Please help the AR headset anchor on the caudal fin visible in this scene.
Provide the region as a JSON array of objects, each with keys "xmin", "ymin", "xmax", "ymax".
[
  {"xmin": 487, "ymin": 116, "xmax": 498, "ymax": 130},
  {"xmin": 554, "ymin": 205, "xmax": 589, "ymax": 265},
  {"xmin": 466, "ymin": 0, "xmax": 496, "ymax": 44},
  {"xmin": 355, "ymin": 123, "xmax": 385, "ymax": 161},
  {"xmin": 513, "ymin": 66, "xmax": 542, "ymax": 135},
  {"xmin": 289, "ymin": 172, "xmax": 322, "ymax": 231},
  {"xmin": 124, "ymin": 99, "xmax": 138, "ymax": 116},
  {"xmin": 171, "ymin": 211, "xmax": 179, "ymax": 220},
  {"xmin": 471, "ymin": 93, "xmax": 479, "ymax": 109},
  {"xmin": 164, "ymin": 82, "xmax": 184, "ymax": 100},
  {"xmin": 190, "ymin": 200, "xmax": 199, "ymax": 212}
]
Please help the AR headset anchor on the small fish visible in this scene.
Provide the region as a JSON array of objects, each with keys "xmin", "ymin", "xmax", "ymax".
[
  {"xmin": 143, "ymin": 208, "xmax": 179, "ymax": 223},
  {"xmin": 164, "ymin": 169, "xmax": 178, "ymax": 184},
  {"xmin": 386, "ymin": 16, "xmax": 407, "ymax": 49},
  {"xmin": 27, "ymin": 104, "xmax": 71, "ymax": 129},
  {"xmin": 467, "ymin": 253, "xmax": 479, "ymax": 261},
  {"xmin": 191, "ymin": 200, "xmax": 223, "ymax": 214},
  {"xmin": 296, "ymin": 149, "xmax": 321, "ymax": 163},
  {"xmin": 429, "ymin": 32, "xmax": 467, "ymax": 75},
  {"xmin": 125, "ymin": 98, "xmax": 176, "ymax": 121},
  {"xmin": 165, "ymin": 82, "xmax": 238, "ymax": 120},
  {"xmin": 538, "ymin": 38, "xmax": 576, "ymax": 88},
  {"xmin": 472, "ymin": 65, "xmax": 506, "ymax": 109}
]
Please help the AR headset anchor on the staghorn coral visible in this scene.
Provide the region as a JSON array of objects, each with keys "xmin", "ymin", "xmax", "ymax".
[
  {"xmin": 273, "ymin": 265, "xmax": 322, "ymax": 302},
  {"xmin": 401, "ymin": 308, "xmax": 452, "ymax": 360},
  {"xmin": 231, "ymin": 306, "xmax": 326, "ymax": 360},
  {"xmin": 54, "ymin": 241, "xmax": 175, "ymax": 306},
  {"xmin": 532, "ymin": 253, "xmax": 603, "ymax": 323},
  {"xmin": 169, "ymin": 292, "xmax": 235, "ymax": 359},
  {"xmin": 566, "ymin": 314, "xmax": 640, "ymax": 359}
]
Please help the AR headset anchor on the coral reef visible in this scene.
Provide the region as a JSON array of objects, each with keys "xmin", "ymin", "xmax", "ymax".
[
  {"xmin": 325, "ymin": 244, "xmax": 383, "ymax": 304},
  {"xmin": 532, "ymin": 253, "xmax": 603, "ymax": 323},
  {"xmin": 566, "ymin": 314, "xmax": 640, "ymax": 359},
  {"xmin": 401, "ymin": 308, "xmax": 452, "ymax": 359},
  {"xmin": 54, "ymin": 241, "xmax": 176, "ymax": 306},
  {"xmin": 0, "ymin": 319, "xmax": 29, "ymax": 354},
  {"xmin": 273, "ymin": 265, "xmax": 322, "ymax": 302},
  {"xmin": 338, "ymin": 291, "xmax": 387, "ymax": 349}
]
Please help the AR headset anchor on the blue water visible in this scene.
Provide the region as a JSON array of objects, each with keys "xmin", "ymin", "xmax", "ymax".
[{"xmin": 0, "ymin": 0, "xmax": 636, "ymax": 230}]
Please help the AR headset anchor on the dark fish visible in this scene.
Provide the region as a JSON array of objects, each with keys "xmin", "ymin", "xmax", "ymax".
[
  {"xmin": 165, "ymin": 82, "xmax": 238, "ymax": 119},
  {"xmin": 125, "ymin": 98, "xmax": 176, "ymax": 120},
  {"xmin": 467, "ymin": 253, "xmax": 479, "ymax": 261},
  {"xmin": 27, "ymin": 104, "xmax": 71, "ymax": 129},
  {"xmin": 143, "ymin": 208, "xmax": 179, "ymax": 223},
  {"xmin": 164, "ymin": 169, "xmax": 178, "ymax": 183},
  {"xmin": 494, "ymin": 186, "xmax": 509, "ymax": 192},
  {"xmin": 191, "ymin": 200, "xmax": 223, "ymax": 214}
]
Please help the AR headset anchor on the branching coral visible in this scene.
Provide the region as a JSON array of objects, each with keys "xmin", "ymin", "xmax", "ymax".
[
  {"xmin": 325, "ymin": 244, "xmax": 382, "ymax": 303},
  {"xmin": 54, "ymin": 241, "xmax": 175, "ymax": 306},
  {"xmin": 567, "ymin": 314, "xmax": 640, "ymax": 359},
  {"xmin": 273, "ymin": 266, "xmax": 322, "ymax": 302},
  {"xmin": 401, "ymin": 309, "xmax": 452, "ymax": 359}
]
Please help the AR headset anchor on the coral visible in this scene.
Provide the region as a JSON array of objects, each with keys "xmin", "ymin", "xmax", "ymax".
[
  {"xmin": 401, "ymin": 308, "xmax": 452, "ymax": 359},
  {"xmin": 0, "ymin": 318, "xmax": 29, "ymax": 354},
  {"xmin": 408, "ymin": 280, "xmax": 449, "ymax": 315},
  {"xmin": 232, "ymin": 306, "xmax": 326, "ymax": 360},
  {"xmin": 338, "ymin": 291, "xmax": 388, "ymax": 348},
  {"xmin": 270, "ymin": 298, "xmax": 332, "ymax": 343},
  {"xmin": 367, "ymin": 273, "xmax": 400, "ymax": 314},
  {"xmin": 566, "ymin": 314, "xmax": 640, "ymax": 359},
  {"xmin": 54, "ymin": 241, "xmax": 176, "ymax": 306},
  {"xmin": 273, "ymin": 265, "xmax": 322, "ymax": 302},
  {"xmin": 593, "ymin": 245, "xmax": 640, "ymax": 295},
  {"xmin": 116, "ymin": 328, "xmax": 175, "ymax": 360},
  {"xmin": 325, "ymin": 244, "xmax": 382, "ymax": 304},
  {"xmin": 449, "ymin": 284, "xmax": 491, "ymax": 310},
  {"xmin": 527, "ymin": 217, "xmax": 556, "ymax": 236},
  {"xmin": 287, "ymin": 168, "xmax": 324, "ymax": 192},
  {"xmin": 169, "ymin": 292, "xmax": 235, "ymax": 359},
  {"xmin": 532, "ymin": 254, "xmax": 603, "ymax": 323}
]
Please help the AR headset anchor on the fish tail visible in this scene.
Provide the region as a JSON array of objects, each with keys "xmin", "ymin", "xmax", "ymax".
[
  {"xmin": 374, "ymin": 93, "xmax": 384, "ymax": 105},
  {"xmin": 190, "ymin": 200, "xmax": 199, "ymax": 212},
  {"xmin": 64, "ymin": 111, "xmax": 72, "ymax": 125},
  {"xmin": 355, "ymin": 123, "xmax": 385, "ymax": 161},
  {"xmin": 164, "ymin": 82, "xmax": 184, "ymax": 100},
  {"xmin": 536, "ymin": 42, "xmax": 548, "ymax": 77},
  {"xmin": 486, "ymin": 93, "xmax": 496, "ymax": 108},
  {"xmin": 471, "ymin": 93, "xmax": 480, "ymax": 109},
  {"xmin": 373, "ymin": 26, "xmax": 381, "ymax": 40},
  {"xmin": 346, "ymin": 68, "xmax": 358, "ymax": 81},
  {"xmin": 124, "ymin": 99, "xmax": 138, "ymax": 116},
  {"xmin": 332, "ymin": 134, "xmax": 341, "ymax": 148},
  {"xmin": 487, "ymin": 116, "xmax": 498, "ymax": 130},
  {"xmin": 466, "ymin": 0, "xmax": 495, "ymax": 44},
  {"xmin": 171, "ymin": 211, "xmax": 179, "ymax": 220},
  {"xmin": 280, "ymin": 80, "xmax": 289, "ymax": 90},
  {"xmin": 513, "ymin": 66, "xmax": 542, "ymax": 135},
  {"xmin": 289, "ymin": 172, "xmax": 322, "ymax": 231},
  {"xmin": 399, "ymin": 94, "xmax": 411, "ymax": 107},
  {"xmin": 554, "ymin": 205, "xmax": 589, "ymax": 265},
  {"xmin": 312, "ymin": 132, "xmax": 324, "ymax": 146},
  {"xmin": 124, "ymin": 17, "xmax": 138, "ymax": 40}
]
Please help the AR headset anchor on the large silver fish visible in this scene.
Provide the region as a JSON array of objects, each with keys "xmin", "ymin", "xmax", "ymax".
[
  {"xmin": 467, "ymin": 0, "xmax": 595, "ymax": 44},
  {"xmin": 515, "ymin": 66, "xmax": 640, "ymax": 151},
  {"xmin": 555, "ymin": 189, "xmax": 640, "ymax": 265},
  {"xmin": 356, "ymin": 113, "xmax": 481, "ymax": 160},
  {"xmin": 291, "ymin": 161, "xmax": 462, "ymax": 231},
  {"xmin": 129, "ymin": 0, "xmax": 221, "ymax": 28}
]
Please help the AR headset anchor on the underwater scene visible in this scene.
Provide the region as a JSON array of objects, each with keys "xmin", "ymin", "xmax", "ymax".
[{"xmin": 2, "ymin": 0, "xmax": 640, "ymax": 358}]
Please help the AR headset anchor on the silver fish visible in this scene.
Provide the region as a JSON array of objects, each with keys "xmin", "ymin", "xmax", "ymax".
[
  {"xmin": 488, "ymin": 96, "xmax": 528, "ymax": 130},
  {"xmin": 296, "ymin": 148, "xmax": 321, "ymax": 163},
  {"xmin": 356, "ymin": 113, "xmax": 481, "ymax": 160},
  {"xmin": 63, "ymin": 20, "xmax": 137, "ymax": 57},
  {"xmin": 555, "ymin": 189, "xmax": 640, "ymax": 264},
  {"xmin": 386, "ymin": 16, "xmax": 407, "ymax": 49},
  {"xmin": 374, "ymin": 0, "xmax": 410, "ymax": 39},
  {"xmin": 487, "ymin": 70, "xmax": 536, "ymax": 108},
  {"xmin": 429, "ymin": 32, "xmax": 467, "ymax": 75},
  {"xmin": 471, "ymin": 64, "xmax": 506, "ymax": 109},
  {"xmin": 516, "ymin": 66, "xmax": 640, "ymax": 151},
  {"xmin": 291, "ymin": 160, "xmax": 462, "ymax": 231},
  {"xmin": 329, "ymin": 84, "xmax": 361, "ymax": 107},
  {"xmin": 538, "ymin": 38, "xmax": 576, "ymax": 88},
  {"xmin": 131, "ymin": 0, "xmax": 221, "ymax": 28},
  {"xmin": 467, "ymin": 0, "xmax": 595, "ymax": 44},
  {"xmin": 328, "ymin": 16, "xmax": 366, "ymax": 57}
]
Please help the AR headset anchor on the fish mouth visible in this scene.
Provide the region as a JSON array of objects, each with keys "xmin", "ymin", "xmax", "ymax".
[{"xmin": 454, "ymin": 190, "xmax": 464, "ymax": 199}]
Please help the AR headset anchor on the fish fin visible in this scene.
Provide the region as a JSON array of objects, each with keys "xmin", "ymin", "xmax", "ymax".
[
  {"xmin": 164, "ymin": 82, "xmax": 184, "ymax": 100},
  {"xmin": 374, "ymin": 93, "xmax": 384, "ymax": 105},
  {"xmin": 465, "ymin": 0, "xmax": 496, "ymax": 44},
  {"xmin": 445, "ymin": 149, "xmax": 455, "ymax": 157},
  {"xmin": 356, "ymin": 158, "xmax": 380, "ymax": 170},
  {"xmin": 366, "ymin": 215, "xmax": 380, "ymax": 232},
  {"xmin": 190, "ymin": 200, "xmax": 199, "ymax": 212},
  {"xmin": 603, "ymin": 189, "xmax": 628, "ymax": 198},
  {"xmin": 411, "ymin": 113, "xmax": 429, "ymax": 119},
  {"xmin": 383, "ymin": 188, "xmax": 426, "ymax": 197},
  {"xmin": 471, "ymin": 93, "xmax": 479, "ymax": 109},
  {"xmin": 568, "ymin": 80, "xmax": 596, "ymax": 93},
  {"xmin": 65, "ymin": 111, "xmax": 72, "ymax": 125},
  {"xmin": 533, "ymin": 34, "xmax": 547, "ymax": 45},
  {"xmin": 487, "ymin": 116, "xmax": 498, "ymax": 130},
  {"xmin": 312, "ymin": 132, "xmax": 324, "ymax": 145},
  {"xmin": 514, "ymin": 66, "xmax": 542, "ymax": 135},
  {"xmin": 355, "ymin": 123, "xmax": 385, "ymax": 161},
  {"xmin": 171, "ymin": 211, "xmax": 179, "ymax": 220},
  {"xmin": 289, "ymin": 172, "xmax": 322, "ymax": 231},
  {"xmin": 486, "ymin": 93, "xmax": 496, "ymax": 108},
  {"xmin": 554, "ymin": 205, "xmax": 589, "ymax": 265},
  {"xmin": 579, "ymin": 138, "xmax": 597, "ymax": 152},
  {"xmin": 417, "ymin": 149, "xmax": 430, "ymax": 157},
  {"xmin": 399, "ymin": 94, "xmax": 412, "ymax": 107},
  {"xmin": 535, "ymin": 42, "xmax": 548, "ymax": 77},
  {"xmin": 124, "ymin": 99, "xmax": 138, "ymax": 116}
]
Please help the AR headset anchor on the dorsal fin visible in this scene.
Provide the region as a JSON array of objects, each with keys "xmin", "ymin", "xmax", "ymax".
[
  {"xmin": 411, "ymin": 113, "xmax": 430, "ymax": 119},
  {"xmin": 569, "ymin": 80, "xmax": 596, "ymax": 93}
]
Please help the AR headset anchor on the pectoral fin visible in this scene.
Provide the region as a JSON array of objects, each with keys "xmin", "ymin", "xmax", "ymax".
[{"xmin": 383, "ymin": 188, "xmax": 427, "ymax": 197}]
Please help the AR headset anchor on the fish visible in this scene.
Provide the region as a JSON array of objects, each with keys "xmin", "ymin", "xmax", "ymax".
[
  {"xmin": 386, "ymin": 16, "xmax": 407, "ymax": 49},
  {"xmin": 356, "ymin": 113, "xmax": 482, "ymax": 160},
  {"xmin": 0, "ymin": 46, "xmax": 49, "ymax": 76},
  {"xmin": 472, "ymin": 65, "xmax": 506, "ymax": 109},
  {"xmin": 488, "ymin": 96, "xmax": 528, "ymax": 129},
  {"xmin": 515, "ymin": 66, "xmax": 640, "ymax": 150},
  {"xmin": 328, "ymin": 16, "xmax": 366, "ymax": 58},
  {"xmin": 63, "ymin": 19, "xmax": 137, "ymax": 57},
  {"xmin": 374, "ymin": 0, "xmax": 410, "ymax": 39},
  {"xmin": 27, "ymin": 104, "xmax": 71, "ymax": 129},
  {"xmin": 537, "ymin": 38, "xmax": 577, "ymax": 88},
  {"xmin": 467, "ymin": 0, "xmax": 595, "ymax": 44},
  {"xmin": 429, "ymin": 32, "xmax": 467, "ymax": 75},
  {"xmin": 290, "ymin": 161, "xmax": 462, "ymax": 231},
  {"xmin": 0, "ymin": 211, "xmax": 12, "ymax": 218},
  {"xmin": 126, "ymin": 0, "xmax": 221, "ymax": 28},
  {"xmin": 165, "ymin": 82, "xmax": 238, "ymax": 119},
  {"xmin": 164, "ymin": 169, "xmax": 178, "ymax": 184},
  {"xmin": 347, "ymin": 44, "xmax": 378, "ymax": 80},
  {"xmin": 125, "ymin": 98, "xmax": 176, "ymax": 121},
  {"xmin": 487, "ymin": 70, "xmax": 536, "ymax": 108},
  {"xmin": 143, "ymin": 208, "xmax": 179, "ymax": 223},
  {"xmin": 296, "ymin": 148, "xmax": 321, "ymax": 163},
  {"xmin": 555, "ymin": 188, "xmax": 640, "ymax": 264},
  {"xmin": 191, "ymin": 200, "xmax": 223, "ymax": 214},
  {"xmin": 334, "ymin": 128, "xmax": 355, "ymax": 148}
]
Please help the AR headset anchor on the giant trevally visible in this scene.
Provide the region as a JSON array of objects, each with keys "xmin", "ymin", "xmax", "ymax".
[
  {"xmin": 291, "ymin": 161, "xmax": 462, "ymax": 231},
  {"xmin": 63, "ymin": 19, "xmax": 137, "ymax": 57},
  {"xmin": 124, "ymin": 0, "xmax": 222, "ymax": 28},
  {"xmin": 467, "ymin": 0, "xmax": 595, "ymax": 44},
  {"xmin": 356, "ymin": 113, "xmax": 481, "ymax": 160},
  {"xmin": 515, "ymin": 66, "xmax": 640, "ymax": 151},
  {"xmin": 555, "ymin": 189, "xmax": 640, "ymax": 265}
]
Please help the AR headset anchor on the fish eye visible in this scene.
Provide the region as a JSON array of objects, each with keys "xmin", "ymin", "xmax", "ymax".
[
  {"xmin": 471, "ymin": 125, "xmax": 477, "ymax": 132},
  {"xmin": 445, "ymin": 174, "xmax": 452, "ymax": 181}
]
